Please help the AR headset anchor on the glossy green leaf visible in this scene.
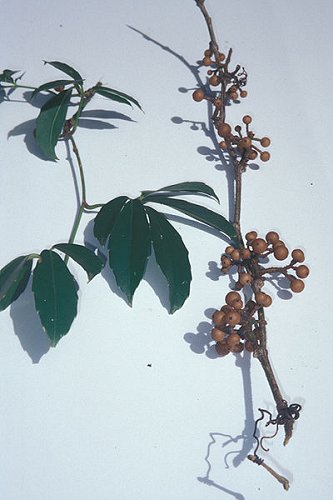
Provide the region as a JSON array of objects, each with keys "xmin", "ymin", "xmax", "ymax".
[
  {"xmin": 43, "ymin": 61, "xmax": 83, "ymax": 84},
  {"xmin": 145, "ymin": 206, "xmax": 191, "ymax": 313},
  {"xmin": 0, "ymin": 255, "xmax": 33, "ymax": 311},
  {"xmin": 144, "ymin": 196, "xmax": 237, "ymax": 241},
  {"xmin": 141, "ymin": 181, "xmax": 219, "ymax": 202},
  {"xmin": 94, "ymin": 196, "xmax": 129, "ymax": 246},
  {"xmin": 35, "ymin": 88, "xmax": 72, "ymax": 160},
  {"xmin": 53, "ymin": 243, "xmax": 104, "ymax": 281},
  {"xmin": 108, "ymin": 199, "xmax": 150, "ymax": 304},
  {"xmin": 32, "ymin": 250, "xmax": 78, "ymax": 346},
  {"xmin": 94, "ymin": 86, "xmax": 141, "ymax": 110},
  {"xmin": 30, "ymin": 80, "xmax": 78, "ymax": 100},
  {"xmin": 0, "ymin": 69, "xmax": 19, "ymax": 83}
]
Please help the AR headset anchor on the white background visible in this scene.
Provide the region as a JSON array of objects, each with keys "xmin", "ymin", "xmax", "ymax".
[{"xmin": 1, "ymin": 1, "xmax": 333, "ymax": 499}]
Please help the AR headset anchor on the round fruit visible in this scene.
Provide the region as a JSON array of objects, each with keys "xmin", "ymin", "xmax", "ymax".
[
  {"xmin": 230, "ymin": 92, "xmax": 238, "ymax": 100},
  {"xmin": 204, "ymin": 49, "xmax": 212, "ymax": 57},
  {"xmin": 202, "ymin": 56, "xmax": 212, "ymax": 66},
  {"xmin": 221, "ymin": 256, "xmax": 232, "ymax": 267},
  {"xmin": 211, "ymin": 328, "xmax": 226, "ymax": 342},
  {"xmin": 239, "ymin": 137, "xmax": 252, "ymax": 149},
  {"xmin": 291, "ymin": 249, "xmax": 305, "ymax": 263},
  {"xmin": 252, "ymin": 238, "xmax": 268, "ymax": 254},
  {"xmin": 274, "ymin": 245, "xmax": 289, "ymax": 260},
  {"xmin": 227, "ymin": 332, "xmax": 241, "ymax": 347},
  {"xmin": 209, "ymin": 75, "xmax": 220, "ymax": 86},
  {"xmin": 225, "ymin": 246, "xmax": 234, "ymax": 255},
  {"xmin": 296, "ymin": 265, "xmax": 309, "ymax": 279},
  {"xmin": 221, "ymin": 304, "xmax": 232, "ymax": 314},
  {"xmin": 245, "ymin": 230, "xmax": 257, "ymax": 242},
  {"xmin": 215, "ymin": 341, "xmax": 230, "ymax": 356},
  {"xmin": 248, "ymin": 149, "xmax": 258, "ymax": 160},
  {"xmin": 192, "ymin": 89, "xmax": 205, "ymax": 102},
  {"xmin": 265, "ymin": 231, "xmax": 280, "ymax": 244},
  {"xmin": 245, "ymin": 340, "xmax": 255, "ymax": 352},
  {"xmin": 290, "ymin": 279, "xmax": 305, "ymax": 293},
  {"xmin": 225, "ymin": 291, "xmax": 241, "ymax": 306},
  {"xmin": 218, "ymin": 52, "xmax": 225, "ymax": 61},
  {"xmin": 255, "ymin": 291, "xmax": 266, "ymax": 306},
  {"xmin": 226, "ymin": 311, "xmax": 241, "ymax": 326},
  {"xmin": 240, "ymin": 90, "xmax": 248, "ymax": 98},
  {"xmin": 230, "ymin": 342, "xmax": 244, "ymax": 353},
  {"xmin": 212, "ymin": 310, "xmax": 226, "ymax": 325},
  {"xmin": 260, "ymin": 137, "xmax": 271, "ymax": 147},
  {"xmin": 230, "ymin": 249, "xmax": 241, "ymax": 261},
  {"xmin": 218, "ymin": 123, "xmax": 232, "ymax": 137},
  {"xmin": 242, "ymin": 115, "xmax": 252, "ymax": 125},
  {"xmin": 239, "ymin": 272, "xmax": 253, "ymax": 286},
  {"xmin": 240, "ymin": 248, "xmax": 251, "ymax": 259},
  {"xmin": 260, "ymin": 151, "xmax": 270, "ymax": 162},
  {"xmin": 262, "ymin": 293, "xmax": 272, "ymax": 307},
  {"xmin": 231, "ymin": 298, "xmax": 244, "ymax": 310}
]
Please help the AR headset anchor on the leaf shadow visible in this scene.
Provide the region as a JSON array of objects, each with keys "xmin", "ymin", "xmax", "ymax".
[{"xmin": 10, "ymin": 278, "xmax": 51, "ymax": 363}]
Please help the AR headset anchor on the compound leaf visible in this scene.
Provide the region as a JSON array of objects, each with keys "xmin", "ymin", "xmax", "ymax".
[
  {"xmin": 141, "ymin": 181, "xmax": 219, "ymax": 202},
  {"xmin": 94, "ymin": 86, "xmax": 141, "ymax": 110},
  {"xmin": 35, "ymin": 88, "xmax": 72, "ymax": 160},
  {"xmin": 43, "ymin": 61, "xmax": 83, "ymax": 84},
  {"xmin": 94, "ymin": 196, "xmax": 129, "ymax": 246},
  {"xmin": 144, "ymin": 196, "xmax": 237, "ymax": 241},
  {"xmin": 32, "ymin": 250, "xmax": 78, "ymax": 346},
  {"xmin": 145, "ymin": 206, "xmax": 191, "ymax": 313},
  {"xmin": 0, "ymin": 256, "xmax": 33, "ymax": 311},
  {"xmin": 53, "ymin": 243, "xmax": 104, "ymax": 281},
  {"xmin": 108, "ymin": 199, "xmax": 150, "ymax": 304}
]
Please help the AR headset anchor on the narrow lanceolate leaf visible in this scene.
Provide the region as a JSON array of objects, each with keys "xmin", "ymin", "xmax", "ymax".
[
  {"xmin": 94, "ymin": 86, "xmax": 142, "ymax": 110},
  {"xmin": 0, "ymin": 256, "xmax": 33, "ymax": 311},
  {"xmin": 146, "ymin": 206, "xmax": 191, "ymax": 314},
  {"xmin": 43, "ymin": 61, "xmax": 83, "ymax": 84},
  {"xmin": 0, "ymin": 69, "xmax": 19, "ymax": 83},
  {"xmin": 53, "ymin": 243, "xmax": 104, "ymax": 281},
  {"xmin": 32, "ymin": 250, "xmax": 78, "ymax": 346},
  {"xmin": 145, "ymin": 196, "xmax": 237, "ymax": 241},
  {"xmin": 30, "ymin": 80, "xmax": 78, "ymax": 100},
  {"xmin": 108, "ymin": 199, "xmax": 150, "ymax": 304},
  {"xmin": 35, "ymin": 88, "xmax": 72, "ymax": 160},
  {"xmin": 141, "ymin": 182, "xmax": 219, "ymax": 202},
  {"xmin": 94, "ymin": 196, "xmax": 129, "ymax": 246}
]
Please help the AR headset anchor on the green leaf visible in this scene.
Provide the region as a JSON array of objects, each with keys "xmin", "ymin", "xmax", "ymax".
[
  {"xmin": 30, "ymin": 80, "xmax": 78, "ymax": 100},
  {"xmin": 94, "ymin": 86, "xmax": 142, "ymax": 110},
  {"xmin": 144, "ymin": 196, "xmax": 237, "ymax": 241},
  {"xmin": 108, "ymin": 199, "xmax": 150, "ymax": 304},
  {"xmin": 0, "ymin": 256, "xmax": 33, "ymax": 311},
  {"xmin": 35, "ymin": 88, "xmax": 72, "ymax": 160},
  {"xmin": 145, "ymin": 206, "xmax": 191, "ymax": 313},
  {"xmin": 32, "ymin": 250, "xmax": 78, "ymax": 346},
  {"xmin": 43, "ymin": 61, "xmax": 83, "ymax": 84},
  {"xmin": 53, "ymin": 243, "xmax": 104, "ymax": 281},
  {"xmin": 141, "ymin": 181, "xmax": 219, "ymax": 202},
  {"xmin": 94, "ymin": 196, "xmax": 129, "ymax": 246},
  {"xmin": 0, "ymin": 69, "xmax": 19, "ymax": 83}
]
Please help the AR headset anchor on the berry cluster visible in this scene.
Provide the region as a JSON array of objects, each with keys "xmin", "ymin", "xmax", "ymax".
[
  {"xmin": 220, "ymin": 230, "xmax": 309, "ymax": 302},
  {"xmin": 211, "ymin": 292, "xmax": 257, "ymax": 356},
  {"xmin": 217, "ymin": 115, "xmax": 271, "ymax": 163}
]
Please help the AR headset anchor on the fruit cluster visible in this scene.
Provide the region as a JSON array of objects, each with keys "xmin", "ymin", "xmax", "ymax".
[
  {"xmin": 220, "ymin": 230, "xmax": 309, "ymax": 301},
  {"xmin": 211, "ymin": 292, "xmax": 257, "ymax": 356},
  {"xmin": 217, "ymin": 115, "xmax": 271, "ymax": 163}
]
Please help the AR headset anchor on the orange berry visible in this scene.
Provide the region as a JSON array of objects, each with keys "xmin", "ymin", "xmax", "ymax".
[
  {"xmin": 209, "ymin": 74, "xmax": 220, "ymax": 86},
  {"xmin": 252, "ymin": 238, "xmax": 268, "ymax": 254},
  {"xmin": 212, "ymin": 310, "xmax": 226, "ymax": 325},
  {"xmin": 262, "ymin": 293, "xmax": 272, "ymax": 307},
  {"xmin": 240, "ymin": 90, "xmax": 248, "ymax": 98},
  {"xmin": 211, "ymin": 327, "xmax": 226, "ymax": 342},
  {"xmin": 274, "ymin": 245, "xmax": 289, "ymax": 260},
  {"xmin": 265, "ymin": 231, "xmax": 280, "ymax": 244},
  {"xmin": 225, "ymin": 246, "xmax": 234, "ymax": 255},
  {"xmin": 245, "ymin": 340, "xmax": 255, "ymax": 352},
  {"xmin": 231, "ymin": 298, "xmax": 244, "ymax": 310},
  {"xmin": 215, "ymin": 341, "xmax": 230, "ymax": 356},
  {"xmin": 218, "ymin": 52, "xmax": 225, "ymax": 61},
  {"xmin": 202, "ymin": 56, "xmax": 212, "ymax": 66},
  {"xmin": 192, "ymin": 89, "xmax": 205, "ymax": 102},
  {"xmin": 245, "ymin": 231, "xmax": 257, "ymax": 242},
  {"xmin": 239, "ymin": 137, "xmax": 252, "ymax": 149},
  {"xmin": 248, "ymin": 149, "xmax": 258, "ymax": 160},
  {"xmin": 219, "ymin": 141, "xmax": 227, "ymax": 150},
  {"xmin": 230, "ymin": 249, "xmax": 241, "ymax": 261},
  {"xmin": 290, "ymin": 279, "xmax": 305, "ymax": 293},
  {"xmin": 291, "ymin": 249, "xmax": 305, "ymax": 263},
  {"xmin": 227, "ymin": 332, "xmax": 241, "ymax": 347},
  {"xmin": 242, "ymin": 115, "xmax": 252, "ymax": 125},
  {"xmin": 296, "ymin": 265, "xmax": 309, "ymax": 279},
  {"xmin": 230, "ymin": 342, "xmax": 244, "ymax": 353},
  {"xmin": 204, "ymin": 49, "xmax": 212, "ymax": 57},
  {"xmin": 218, "ymin": 123, "xmax": 232, "ymax": 137},
  {"xmin": 260, "ymin": 151, "xmax": 270, "ymax": 162},
  {"xmin": 239, "ymin": 272, "xmax": 253, "ymax": 286},
  {"xmin": 225, "ymin": 291, "xmax": 241, "ymax": 306},
  {"xmin": 260, "ymin": 137, "xmax": 271, "ymax": 147},
  {"xmin": 226, "ymin": 311, "xmax": 241, "ymax": 326},
  {"xmin": 230, "ymin": 92, "xmax": 238, "ymax": 100},
  {"xmin": 221, "ymin": 304, "xmax": 232, "ymax": 314},
  {"xmin": 240, "ymin": 248, "xmax": 251, "ymax": 259},
  {"xmin": 255, "ymin": 291, "xmax": 266, "ymax": 306}
]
